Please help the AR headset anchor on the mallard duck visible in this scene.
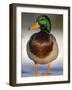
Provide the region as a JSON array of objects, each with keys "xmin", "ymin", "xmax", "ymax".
[{"xmin": 27, "ymin": 15, "xmax": 59, "ymax": 75}]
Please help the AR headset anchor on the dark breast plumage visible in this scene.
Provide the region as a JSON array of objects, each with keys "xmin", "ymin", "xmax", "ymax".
[{"xmin": 29, "ymin": 31, "xmax": 53, "ymax": 58}]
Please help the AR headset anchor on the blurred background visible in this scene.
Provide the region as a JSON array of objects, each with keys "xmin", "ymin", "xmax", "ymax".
[{"xmin": 21, "ymin": 13, "xmax": 63, "ymax": 77}]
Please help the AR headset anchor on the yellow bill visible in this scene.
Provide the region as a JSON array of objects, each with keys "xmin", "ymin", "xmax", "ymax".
[{"xmin": 31, "ymin": 22, "xmax": 40, "ymax": 30}]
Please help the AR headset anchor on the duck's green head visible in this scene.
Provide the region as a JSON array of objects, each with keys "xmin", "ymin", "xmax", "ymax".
[{"xmin": 31, "ymin": 15, "xmax": 51, "ymax": 33}]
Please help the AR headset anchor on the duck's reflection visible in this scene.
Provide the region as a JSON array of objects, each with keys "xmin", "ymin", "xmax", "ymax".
[{"xmin": 34, "ymin": 70, "xmax": 58, "ymax": 76}]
